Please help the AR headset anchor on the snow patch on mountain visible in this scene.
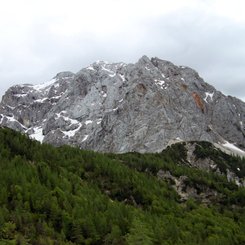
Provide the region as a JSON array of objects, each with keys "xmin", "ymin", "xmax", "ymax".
[
  {"xmin": 82, "ymin": 134, "xmax": 89, "ymax": 142},
  {"xmin": 85, "ymin": 120, "xmax": 93, "ymax": 125},
  {"xmin": 62, "ymin": 123, "xmax": 82, "ymax": 138},
  {"xmin": 30, "ymin": 127, "xmax": 44, "ymax": 143},
  {"xmin": 222, "ymin": 141, "xmax": 245, "ymax": 155},
  {"xmin": 32, "ymin": 78, "xmax": 57, "ymax": 91},
  {"xmin": 14, "ymin": 93, "xmax": 27, "ymax": 97},
  {"xmin": 204, "ymin": 92, "xmax": 214, "ymax": 103}
]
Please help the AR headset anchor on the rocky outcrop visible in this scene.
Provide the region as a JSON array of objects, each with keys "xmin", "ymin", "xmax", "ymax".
[
  {"xmin": 156, "ymin": 141, "xmax": 245, "ymax": 203},
  {"xmin": 183, "ymin": 142, "xmax": 245, "ymax": 187},
  {"xmin": 0, "ymin": 56, "xmax": 244, "ymax": 153},
  {"xmin": 157, "ymin": 170, "xmax": 222, "ymax": 203}
]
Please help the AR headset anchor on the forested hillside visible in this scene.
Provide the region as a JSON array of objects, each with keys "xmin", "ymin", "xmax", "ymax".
[{"xmin": 0, "ymin": 127, "xmax": 244, "ymax": 244}]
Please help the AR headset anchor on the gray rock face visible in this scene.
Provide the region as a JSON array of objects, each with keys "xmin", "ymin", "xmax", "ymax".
[{"xmin": 0, "ymin": 56, "xmax": 244, "ymax": 153}]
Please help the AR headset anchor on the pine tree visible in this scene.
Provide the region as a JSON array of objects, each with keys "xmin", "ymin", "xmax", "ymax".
[{"xmin": 126, "ymin": 216, "xmax": 155, "ymax": 245}]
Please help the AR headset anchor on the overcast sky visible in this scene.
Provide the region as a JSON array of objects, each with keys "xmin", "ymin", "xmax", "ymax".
[{"xmin": 0, "ymin": 0, "xmax": 244, "ymax": 101}]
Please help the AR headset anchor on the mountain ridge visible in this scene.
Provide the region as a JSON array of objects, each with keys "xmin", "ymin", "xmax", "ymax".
[{"xmin": 0, "ymin": 56, "xmax": 244, "ymax": 153}]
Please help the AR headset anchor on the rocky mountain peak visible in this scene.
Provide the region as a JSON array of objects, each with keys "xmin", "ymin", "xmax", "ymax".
[
  {"xmin": 55, "ymin": 71, "xmax": 75, "ymax": 79},
  {"xmin": 0, "ymin": 56, "xmax": 244, "ymax": 153}
]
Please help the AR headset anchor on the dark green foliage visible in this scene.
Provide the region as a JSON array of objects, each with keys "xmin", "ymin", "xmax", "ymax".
[{"xmin": 0, "ymin": 127, "xmax": 244, "ymax": 244}]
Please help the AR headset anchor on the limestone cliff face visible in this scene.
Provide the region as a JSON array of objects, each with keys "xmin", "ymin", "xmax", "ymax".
[{"xmin": 0, "ymin": 56, "xmax": 244, "ymax": 153}]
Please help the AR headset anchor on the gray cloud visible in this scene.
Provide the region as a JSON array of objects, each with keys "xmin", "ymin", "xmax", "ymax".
[
  {"xmin": 0, "ymin": 2, "xmax": 244, "ymax": 102},
  {"xmin": 136, "ymin": 9, "xmax": 245, "ymax": 101}
]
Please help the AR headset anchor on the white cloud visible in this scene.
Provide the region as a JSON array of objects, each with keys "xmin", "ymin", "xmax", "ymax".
[{"xmin": 0, "ymin": 0, "xmax": 244, "ymax": 102}]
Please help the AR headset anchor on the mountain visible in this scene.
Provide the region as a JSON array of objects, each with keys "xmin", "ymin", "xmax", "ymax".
[
  {"xmin": 0, "ymin": 56, "xmax": 244, "ymax": 153},
  {"xmin": 0, "ymin": 127, "xmax": 244, "ymax": 244}
]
